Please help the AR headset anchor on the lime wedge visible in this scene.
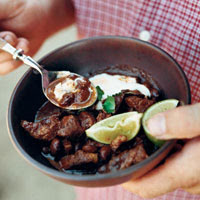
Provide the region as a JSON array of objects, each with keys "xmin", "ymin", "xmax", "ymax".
[
  {"xmin": 86, "ymin": 112, "xmax": 143, "ymax": 144},
  {"xmin": 142, "ymin": 99, "xmax": 179, "ymax": 147}
]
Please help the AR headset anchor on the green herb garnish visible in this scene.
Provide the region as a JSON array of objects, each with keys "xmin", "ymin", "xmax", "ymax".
[
  {"xmin": 96, "ymin": 86, "xmax": 104, "ymax": 101},
  {"xmin": 103, "ymin": 96, "xmax": 115, "ymax": 113}
]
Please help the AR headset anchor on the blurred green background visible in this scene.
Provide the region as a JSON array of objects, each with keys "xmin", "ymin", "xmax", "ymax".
[{"xmin": 0, "ymin": 25, "xmax": 77, "ymax": 200}]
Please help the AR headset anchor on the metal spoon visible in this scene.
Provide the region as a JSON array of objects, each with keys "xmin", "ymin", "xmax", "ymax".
[{"xmin": 0, "ymin": 38, "xmax": 97, "ymax": 110}]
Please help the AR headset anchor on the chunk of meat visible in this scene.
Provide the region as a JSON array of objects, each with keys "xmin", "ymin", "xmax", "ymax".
[
  {"xmin": 120, "ymin": 144, "xmax": 148, "ymax": 169},
  {"xmin": 76, "ymin": 78, "xmax": 90, "ymax": 89},
  {"xmin": 57, "ymin": 115, "xmax": 83, "ymax": 138},
  {"xmin": 79, "ymin": 111, "xmax": 96, "ymax": 130},
  {"xmin": 96, "ymin": 111, "xmax": 111, "ymax": 122},
  {"xmin": 60, "ymin": 93, "xmax": 75, "ymax": 107},
  {"xmin": 35, "ymin": 102, "xmax": 61, "ymax": 122},
  {"xmin": 75, "ymin": 78, "xmax": 91, "ymax": 103},
  {"xmin": 75, "ymin": 88, "xmax": 90, "ymax": 103},
  {"xmin": 98, "ymin": 143, "xmax": 148, "ymax": 173},
  {"xmin": 59, "ymin": 150, "xmax": 98, "ymax": 169},
  {"xmin": 111, "ymin": 135, "xmax": 127, "ymax": 152},
  {"xmin": 129, "ymin": 90, "xmax": 145, "ymax": 98},
  {"xmin": 21, "ymin": 116, "xmax": 60, "ymax": 141},
  {"xmin": 50, "ymin": 138, "xmax": 61, "ymax": 155},
  {"xmin": 129, "ymin": 90, "xmax": 143, "ymax": 96},
  {"xmin": 123, "ymin": 89, "xmax": 145, "ymax": 98},
  {"xmin": 114, "ymin": 93, "xmax": 124, "ymax": 112},
  {"xmin": 125, "ymin": 96, "xmax": 155, "ymax": 113}
]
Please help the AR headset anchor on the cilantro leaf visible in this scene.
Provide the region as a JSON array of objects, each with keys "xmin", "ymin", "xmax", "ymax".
[
  {"xmin": 96, "ymin": 86, "xmax": 104, "ymax": 101},
  {"xmin": 103, "ymin": 96, "xmax": 115, "ymax": 113}
]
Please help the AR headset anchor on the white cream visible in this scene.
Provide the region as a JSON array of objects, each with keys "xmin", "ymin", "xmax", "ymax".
[
  {"xmin": 96, "ymin": 101, "xmax": 103, "ymax": 110},
  {"xmin": 89, "ymin": 73, "xmax": 151, "ymax": 99},
  {"xmin": 54, "ymin": 78, "xmax": 77, "ymax": 100},
  {"xmin": 56, "ymin": 71, "xmax": 71, "ymax": 79}
]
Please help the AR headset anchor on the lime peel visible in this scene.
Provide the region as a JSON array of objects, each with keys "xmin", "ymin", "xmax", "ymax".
[
  {"xmin": 86, "ymin": 112, "xmax": 143, "ymax": 144},
  {"xmin": 142, "ymin": 99, "xmax": 179, "ymax": 147}
]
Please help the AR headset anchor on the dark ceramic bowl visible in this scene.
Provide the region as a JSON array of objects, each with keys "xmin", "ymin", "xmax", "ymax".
[{"xmin": 7, "ymin": 36, "xmax": 190, "ymax": 187}]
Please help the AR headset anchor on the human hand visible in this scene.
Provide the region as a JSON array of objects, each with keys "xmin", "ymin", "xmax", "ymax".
[
  {"xmin": 0, "ymin": 31, "xmax": 29, "ymax": 74},
  {"xmin": 0, "ymin": 0, "xmax": 74, "ymax": 75},
  {"xmin": 123, "ymin": 103, "xmax": 200, "ymax": 198},
  {"xmin": 0, "ymin": 0, "xmax": 49, "ymax": 74}
]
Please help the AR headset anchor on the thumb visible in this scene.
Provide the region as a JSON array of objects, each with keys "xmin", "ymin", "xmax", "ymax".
[{"xmin": 147, "ymin": 103, "xmax": 200, "ymax": 139}]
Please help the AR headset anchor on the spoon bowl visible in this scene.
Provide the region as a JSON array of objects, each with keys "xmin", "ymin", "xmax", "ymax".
[
  {"xmin": 0, "ymin": 38, "xmax": 97, "ymax": 110},
  {"xmin": 43, "ymin": 70, "xmax": 97, "ymax": 110}
]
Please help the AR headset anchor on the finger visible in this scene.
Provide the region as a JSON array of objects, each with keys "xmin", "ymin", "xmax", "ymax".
[
  {"xmin": 122, "ymin": 138, "xmax": 200, "ymax": 198},
  {"xmin": 0, "ymin": 31, "xmax": 20, "ymax": 69},
  {"xmin": 0, "ymin": 37, "xmax": 29, "ymax": 61},
  {"xmin": 147, "ymin": 103, "xmax": 200, "ymax": 139},
  {"xmin": 0, "ymin": 35, "xmax": 29, "ymax": 74},
  {"xmin": 0, "ymin": 60, "xmax": 22, "ymax": 75},
  {"xmin": 0, "ymin": 32, "xmax": 17, "ymax": 63},
  {"xmin": 16, "ymin": 37, "xmax": 29, "ymax": 53},
  {"xmin": 0, "ymin": 51, "xmax": 13, "ymax": 63},
  {"xmin": 0, "ymin": 31, "xmax": 18, "ymax": 46}
]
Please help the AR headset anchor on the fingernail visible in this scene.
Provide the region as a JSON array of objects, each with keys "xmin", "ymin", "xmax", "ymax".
[
  {"xmin": 147, "ymin": 113, "xmax": 166, "ymax": 136},
  {"xmin": 17, "ymin": 41, "xmax": 29, "ymax": 53},
  {"xmin": 5, "ymin": 35, "xmax": 14, "ymax": 44}
]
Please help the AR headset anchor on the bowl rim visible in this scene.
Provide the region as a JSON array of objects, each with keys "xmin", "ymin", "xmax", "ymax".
[{"xmin": 7, "ymin": 35, "xmax": 191, "ymax": 182}]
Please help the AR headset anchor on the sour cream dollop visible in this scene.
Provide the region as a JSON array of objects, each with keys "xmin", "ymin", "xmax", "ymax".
[
  {"xmin": 54, "ymin": 78, "xmax": 77, "ymax": 101},
  {"xmin": 89, "ymin": 73, "xmax": 151, "ymax": 99}
]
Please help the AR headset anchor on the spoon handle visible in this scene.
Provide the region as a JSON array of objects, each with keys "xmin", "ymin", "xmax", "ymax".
[{"xmin": 0, "ymin": 38, "xmax": 43, "ymax": 74}]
